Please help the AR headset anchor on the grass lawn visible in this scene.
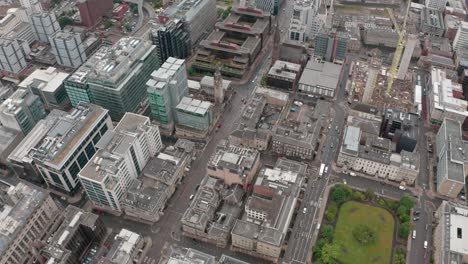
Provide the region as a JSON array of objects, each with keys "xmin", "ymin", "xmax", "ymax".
[{"xmin": 334, "ymin": 201, "xmax": 395, "ymax": 264}]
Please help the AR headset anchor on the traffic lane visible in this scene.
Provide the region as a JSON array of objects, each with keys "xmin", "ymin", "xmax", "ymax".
[{"xmin": 336, "ymin": 173, "xmax": 409, "ymax": 199}]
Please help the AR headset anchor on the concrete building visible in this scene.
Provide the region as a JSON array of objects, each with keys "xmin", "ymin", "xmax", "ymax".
[
  {"xmin": 0, "ymin": 126, "xmax": 23, "ymax": 168},
  {"xmin": 426, "ymin": 0, "xmax": 447, "ymax": 11},
  {"xmin": 0, "ymin": 8, "xmax": 29, "ymax": 36},
  {"xmin": 198, "ymin": 75, "xmax": 232, "ymax": 102},
  {"xmin": 421, "ymin": 8, "xmax": 445, "ymax": 37},
  {"xmin": 79, "ymin": 113, "xmax": 162, "ymax": 213},
  {"xmin": 0, "ymin": 182, "xmax": 60, "ymax": 264},
  {"xmin": 32, "ymin": 205, "xmax": 107, "ymax": 264},
  {"xmin": 381, "ymin": 109, "xmax": 419, "ymax": 153},
  {"xmin": 397, "ymin": 34, "xmax": 417, "ymax": 80},
  {"xmin": 175, "ymin": 97, "xmax": 213, "ymax": 138},
  {"xmin": 147, "ymin": 57, "xmax": 188, "ymax": 134},
  {"xmin": 207, "ymin": 141, "xmax": 261, "ymax": 187},
  {"xmin": 150, "ymin": 19, "xmax": 190, "ymax": 64},
  {"xmin": 288, "ymin": 0, "xmax": 324, "ymax": 42},
  {"xmin": 362, "ymin": 28, "xmax": 399, "ymax": 48},
  {"xmin": 77, "ymin": 0, "xmax": 113, "ymax": 27},
  {"xmin": 30, "ymin": 12, "xmax": 60, "ymax": 43},
  {"xmin": 19, "ymin": 0, "xmax": 43, "ymax": 13},
  {"xmin": 0, "ymin": 88, "xmax": 46, "ymax": 135},
  {"xmin": 337, "ymin": 126, "xmax": 420, "ymax": 184},
  {"xmin": 65, "ymin": 37, "xmax": 160, "ymax": 120},
  {"xmin": 193, "ymin": 7, "xmax": 271, "ymax": 78},
  {"xmin": 445, "ymin": 14, "xmax": 462, "ymax": 41},
  {"xmin": 434, "ymin": 201, "xmax": 468, "ymax": 264},
  {"xmin": 428, "ymin": 68, "xmax": 468, "ymax": 126},
  {"xmin": 18, "ymin": 66, "xmax": 70, "ymax": 109},
  {"xmin": 314, "ymin": 30, "xmax": 349, "ymax": 63},
  {"xmin": 435, "ymin": 118, "xmax": 468, "ymax": 198},
  {"xmin": 298, "ymin": 59, "xmax": 342, "ymax": 98},
  {"xmin": 50, "ymin": 30, "xmax": 87, "ymax": 69},
  {"xmin": 160, "ymin": 0, "xmax": 217, "ymax": 46},
  {"xmin": 454, "ymin": 21, "xmax": 468, "ymax": 52},
  {"xmin": 231, "ymin": 158, "xmax": 305, "ymax": 262},
  {"xmin": 97, "ymin": 229, "xmax": 145, "ymax": 264},
  {"xmin": 181, "ymin": 176, "xmax": 244, "ymax": 247},
  {"xmin": 266, "ymin": 60, "xmax": 301, "ymax": 91},
  {"xmin": 0, "ymin": 37, "xmax": 28, "ymax": 74},
  {"xmin": 163, "ymin": 245, "xmax": 216, "ymax": 264}
]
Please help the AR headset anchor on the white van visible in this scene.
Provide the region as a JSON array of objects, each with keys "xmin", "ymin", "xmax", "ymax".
[
  {"xmin": 412, "ymin": 230, "xmax": 416, "ymax": 239},
  {"xmin": 424, "ymin": 241, "xmax": 428, "ymax": 249}
]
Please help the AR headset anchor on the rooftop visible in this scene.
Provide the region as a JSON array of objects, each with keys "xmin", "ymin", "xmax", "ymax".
[
  {"xmin": 166, "ymin": 245, "xmax": 215, "ymax": 264},
  {"xmin": 208, "ymin": 142, "xmax": 260, "ymax": 177},
  {"xmin": 19, "ymin": 67, "xmax": 69, "ymax": 93},
  {"xmin": 431, "ymin": 68, "xmax": 468, "ymax": 118},
  {"xmin": 438, "ymin": 118, "xmax": 468, "ymax": 183},
  {"xmin": 299, "ymin": 60, "xmax": 342, "ymax": 90},
  {"xmin": 0, "ymin": 88, "xmax": 38, "ymax": 116},
  {"xmin": 268, "ymin": 60, "xmax": 301, "ymax": 80},
  {"xmin": 438, "ymin": 201, "xmax": 468, "ymax": 263},
  {"xmin": 146, "ymin": 57, "xmax": 185, "ymax": 91},
  {"xmin": 104, "ymin": 229, "xmax": 141, "ymax": 263},
  {"xmin": 176, "ymin": 97, "xmax": 212, "ymax": 116}
]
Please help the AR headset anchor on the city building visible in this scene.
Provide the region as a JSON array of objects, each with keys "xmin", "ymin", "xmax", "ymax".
[
  {"xmin": 337, "ymin": 126, "xmax": 420, "ymax": 184},
  {"xmin": 453, "ymin": 21, "xmax": 468, "ymax": 52},
  {"xmin": 288, "ymin": 0, "xmax": 324, "ymax": 42},
  {"xmin": 207, "ymin": 140, "xmax": 261, "ymax": 187},
  {"xmin": 435, "ymin": 118, "xmax": 468, "ymax": 198},
  {"xmin": 0, "ymin": 182, "xmax": 60, "ymax": 264},
  {"xmin": 426, "ymin": 0, "xmax": 447, "ymax": 11},
  {"xmin": 181, "ymin": 176, "xmax": 244, "ymax": 247},
  {"xmin": 0, "ymin": 126, "xmax": 23, "ymax": 168},
  {"xmin": 123, "ymin": 140, "xmax": 193, "ymax": 223},
  {"xmin": 30, "ymin": 11, "xmax": 60, "ymax": 43},
  {"xmin": 445, "ymin": 14, "xmax": 462, "ymax": 41},
  {"xmin": 231, "ymin": 158, "xmax": 305, "ymax": 262},
  {"xmin": 97, "ymin": 229, "xmax": 147, "ymax": 264},
  {"xmin": 65, "ymin": 37, "xmax": 160, "ymax": 120},
  {"xmin": 434, "ymin": 201, "xmax": 468, "ymax": 264},
  {"xmin": 254, "ymin": 0, "xmax": 282, "ymax": 15},
  {"xmin": 0, "ymin": 37, "xmax": 28, "ymax": 74},
  {"xmin": 161, "ymin": 245, "xmax": 216, "ymax": 264},
  {"xmin": 175, "ymin": 97, "xmax": 213, "ymax": 139},
  {"xmin": 362, "ymin": 28, "xmax": 399, "ymax": 48},
  {"xmin": 0, "ymin": 88, "xmax": 46, "ymax": 134},
  {"xmin": 31, "ymin": 205, "xmax": 107, "ymax": 264},
  {"xmin": 314, "ymin": 30, "xmax": 349, "ymax": 63},
  {"xmin": 160, "ymin": 0, "xmax": 217, "ymax": 46},
  {"xmin": 298, "ymin": 59, "xmax": 342, "ymax": 98},
  {"xmin": 397, "ymin": 34, "xmax": 417, "ymax": 80},
  {"xmin": 428, "ymin": 68, "xmax": 468, "ymax": 126},
  {"xmin": 9, "ymin": 103, "xmax": 113, "ymax": 193},
  {"xmin": 77, "ymin": 0, "xmax": 113, "ymax": 27},
  {"xmin": 0, "ymin": 8, "xmax": 29, "ymax": 37},
  {"xmin": 150, "ymin": 19, "xmax": 190, "ymax": 64},
  {"xmin": 199, "ymin": 75, "xmax": 232, "ymax": 102},
  {"xmin": 19, "ymin": 0, "xmax": 43, "ymax": 13},
  {"xmin": 421, "ymin": 8, "xmax": 445, "ymax": 37},
  {"xmin": 381, "ymin": 109, "xmax": 419, "ymax": 153},
  {"xmin": 18, "ymin": 66, "xmax": 70, "ymax": 109},
  {"xmin": 193, "ymin": 7, "xmax": 271, "ymax": 78},
  {"xmin": 79, "ymin": 113, "xmax": 162, "ymax": 213},
  {"xmin": 147, "ymin": 57, "xmax": 188, "ymax": 133},
  {"xmin": 50, "ymin": 30, "xmax": 87, "ymax": 69},
  {"xmin": 266, "ymin": 60, "xmax": 301, "ymax": 91}
]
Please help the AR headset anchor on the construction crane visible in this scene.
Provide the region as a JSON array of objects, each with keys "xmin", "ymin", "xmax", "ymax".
[
  {"xmin": 386, "ymin": 2, "xmax": 411, "ymax": 94},
  {"xmin": 114, "ymin": 2, "xmax": 128, "ymax": 45}
]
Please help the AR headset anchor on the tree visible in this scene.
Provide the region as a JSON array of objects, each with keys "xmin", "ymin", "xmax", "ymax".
[
  {"xmin": 104, "ymin": 20, "xmax": 114, "ymax": 29},
  {"xmin": 321, "ymin": 243, "xmax": 341, "ymax": 264},
  {"xmin": 352, "ymin": 224, "xmax": 377, "ymax": 245},
  {"xmin": 399, "ymin": 222, "xmax": 411, "ymax": 238},
  {"xmin": 321, "ymin": 224, "xmax": 334, "ymax": 241},
  {"xmin": 152, "ymin": 0, "xmax": 163, "ymax": 9},
  {"xmin": 316, "ymin": 238, "xmax": 328, "ymax": 249},
  {"xmin": 400, "ymin": 214, "xmax": 410, "ymax": 223},
  {"xmin": 352, "ymin": 191, "xmax": 365, "ymax": 201},
  {"xmin": 365, "ymin": 188, "xmax": 375, "ymax": 200},
  {"xmin": 331, "ymin": 187, "xmax": 346, "ymax": 204},
  {"xmin": 325, "ymin": 202, "xmax": 338, "ymax": 222},
  {"xmin": 396, "ymin": 205, "xmax": 408, "ymax": 217},
  {"xmin": 394, "ymin": 253, "xmax": 406, "ymax": 264},
  {"xmin": 222, "ymin": 6, "xmax": 232, "ymax": 19},
  {"xmin": 125, "ymin": 24, "xmax": 132, "ymax": 32},
  {"xmin": 58, "ymin": 16, "xmax": 73, "ymax": 29},
  {"xmin": 130, "ymin": 3, "xmax": 138, "ymax": 14},
  {"xmin": 400, "ymin": 195, "xmax": 415, "ymax": 209}
]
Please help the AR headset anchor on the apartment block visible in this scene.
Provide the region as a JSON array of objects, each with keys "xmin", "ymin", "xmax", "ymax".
[
  {"xmin": 30, "ymin": 12, "xmax": 60, "ymax": 43},
  {"xmin": 0, "ymin": 182, "xmax": 60, "ymax": 264},
  {"xmin": 50, "ymin": 30, "xmax": 87, "ymax": 69},
  {"xmin": 0, "ymin": 37, "xmax": 28, "ymax": 74},
  {"xmin": 435, "ymin": 118, "xmax": 468, "ymax": 198}
]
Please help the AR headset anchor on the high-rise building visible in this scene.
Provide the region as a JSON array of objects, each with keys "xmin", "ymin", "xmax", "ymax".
[
  {"xmin": 254, "ymin": 0, "xmax": 282, "ymax": 15},
  {"xmin": 65, "ymin": 37, "xmax": 160, "ymax": 120},
  {"xmin": 30, "ymin": 11, "xmax": 60, "ymax": 43},
  {"xmin": 397, "ymin": 34, "xmax": 417, "ymax": 80},
  {"xmin": 79, "ymin": 113, "xmax": 162, "ymax": 212},
  {"xmin": 0, "ymin": 182, "xmax": 60, "ymax": 264},
  {"xmin": 150, "ymin": 19, "xmax": 191, "ymax": 64},
  {"xmin": 314, "ymin": 30, "xmax": 348, "ymax": 63},
  {"xmin": 77, "ymin": 0, "xmax": 113, "ymax": 27},
  {"xmin": 435, "ymin": 118, "xmax": 468, "ymax": 198},
  {"xmin": 147, "ymin": 57, "xmax": 188, "ymax": 133},
  {"xmin": 0, "ymin": 88, "xmax": 47, "ymax": 134},
  {"xmin": 19, "ymin": 0, "xmax": 43, "ymax": 13},
  {"xmin": 50, "ymin": 30, "xmax": 87, "ymax": 68},
  {"xmin": 0, "ymin": 37, "xmax": 28, "ymax": 74},
  {"xmin": 453, "ymin": 21, "xmax": 468, "ymax": 52},
  {"xmin": 425, "ymin": 0, "xmax": 447, "ymax": 11}
]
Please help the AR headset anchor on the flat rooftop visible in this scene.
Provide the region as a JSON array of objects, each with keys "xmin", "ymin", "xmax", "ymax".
[
  {"xmin": 176, "ymin": 97, "xmax": 212, "ymax": 116},
  {"xmin": 299, "ymin": 60, "xmax": 342, "ymax": 90},
  {"xmin": 19, "ymin": 67, "xmax": 69, "ymax": 93}
]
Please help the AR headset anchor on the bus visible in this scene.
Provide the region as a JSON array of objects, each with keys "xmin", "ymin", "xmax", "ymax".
[{"xmin": 319, "ymin": 163, "xmax": 325, "ymax": 177}]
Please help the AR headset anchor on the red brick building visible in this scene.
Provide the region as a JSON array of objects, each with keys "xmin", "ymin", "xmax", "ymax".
[{"xmin": 77, "ymin": 0, "xmax": 113, "ymax": 27}]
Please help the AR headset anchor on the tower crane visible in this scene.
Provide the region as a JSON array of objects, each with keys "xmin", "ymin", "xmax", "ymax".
[{"xmin": 386, "ymin": 2, "xmax": 411, "ymax": 94}]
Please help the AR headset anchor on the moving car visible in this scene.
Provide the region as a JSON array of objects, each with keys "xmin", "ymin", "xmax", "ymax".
[
  {"xmin": 303, "ymin": 207, "xmax": 307, "ymax": 214},
  {"xmin": 424, "ymin": 241, "xmax": 428, "ymax": 249}
]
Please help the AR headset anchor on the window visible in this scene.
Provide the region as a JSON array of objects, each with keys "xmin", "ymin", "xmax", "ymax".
[{"xmin": 458, "ymin": 227, "xmax": 462, "ymax": 239}]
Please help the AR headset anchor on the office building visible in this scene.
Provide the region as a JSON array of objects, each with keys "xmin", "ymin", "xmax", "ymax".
[
  {"xmin": 0, "ymin": 8, "xmax": 29, "ymax": 36},
  {"xmin": 30, "ymin": 12, "xmax": 60, "ymax": 43},
  {"xmin": 65, "ymin": 37, "xmax": 160, "ymax": 120},
  {"xmin": 147, "ymin": 57, "xmax": 188, "ymax": 133},
  {"xmin": 381, "ymin": 109, "xmax": 419, "ymax": 153},
  {"xmin": 254, "ymin": 0, "xmax": 282, "ymax": 15},
  {"xmin": 428, "ymin": 68, "xmax": 468, "ymax": 126},
  {"xmin": 231, "ymin": 158, "xmax": 305, "ymax": 262},
  {"xmin": 314, "ymin": 30, "xmax": 349, "ymax": 63},
  {"xmin": 445, "ymin": 14, "xmax": 461, "ymax": 41},
  {"xmin": 421, "ymin": 8, "xmax": 445, "ymax": 37},
  {"xmin": 266, "ymin": 60, "xmax": 301, "ymax": 91},
  {"xmin": 298, "ymin": 59, "xmax": 342, "ymax": 97},
  {"xmin": 77, "ymin": 0, "xmax": 113, "ymax": 27},
  {"xmin": 79, "ymin": 113, "xmax": 162, "ymax": 213},
  {"xmin": 151, "ymin": 19, "xmax": 190, "ymax": 64},
  {"xmin": 434, "ymin": 201, "xmax": 468, "ymax": 264},
  {"xmin": 159, "ymin": 0, "xmax": 217, "ymax": 45},
  {"xmin": 175, "ymin": 97, "xmax": 212, "ymax": 137},
  {"xmin": 18, "ymin": 67, "xmax": 70, "ymax": 109},
  {"xmin": 0, "ymin": 182, "xmax": 60, "ymax": 264},
  {"xmin": 362, "ymin": 28, "xmax": 399, "ymax": 48},
  {"xmin": 337, "ymin": 126, "xmax": 420, "ymax": 184},
  {"xmin": 98, "ymin": 229, "xmax": 145, "ymax": 264},
  {"xmin": 32, "ymin": 205, "xmax": 107, "ymax": 264},
  {"xmin": 0, "ymin": 126, "xmax": 23, "ymax": 168},
  {"xmin": 19, "ymin": 0, "xmax": 43, "ymax": 13},
  {"xmin": 435, "ymin": 118, "xmax": 468, "ymax": 198},
  {"xmin": 454, "ymin": 21, "xmax": 468, "ymax": 52},
  {"xmin": 426, "ymin": 0, "xmax": 447, "ymax": 11},
  {"xmin": 288, "ymin": 0, "xmax": 323, "ymax": 42},
  {"xmin": 0, "ymin": 88, "xmax": 46, "ymax": 134},
  {"xmin": 163, "ymin": 245, "xmax": 216, "ymax": 264},
  {"xmin": 50, "ymin": 30, "xmax": 87, "ymax": 69},
  {"xmin": 0, "ymin": 37, "xmax": 28, "ymax": 74}
]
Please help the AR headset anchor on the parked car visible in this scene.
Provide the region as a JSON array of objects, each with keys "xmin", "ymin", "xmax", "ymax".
[
  {"xmin": 412, "ymin": 230, "xmax": 416, "ymax": 239},
  {"xmin": 303, "ymin": 207, "xmax": 307, "ymax": 214},
  {"xmin": 424, "ymin": 241, "xmax": 428, "ymax": 249},
  {"xmin": 189, "ymin": 194, "xmax": 195, "ymax": 200}
]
